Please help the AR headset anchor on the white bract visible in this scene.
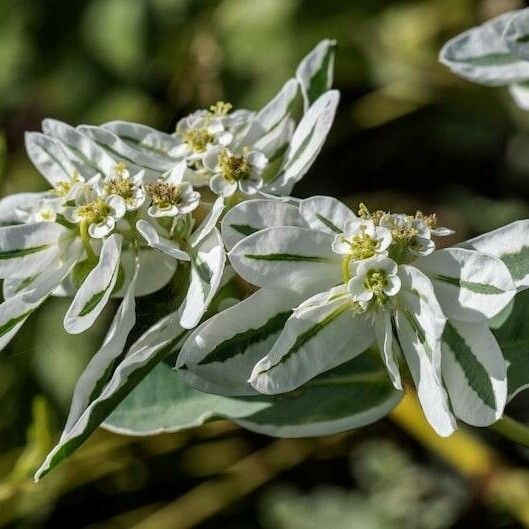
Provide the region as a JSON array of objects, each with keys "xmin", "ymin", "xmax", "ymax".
[
  {"xmin": 440, "ymin": 7, "xmax": 529, "ymax": 109},
  {"xmin": 180, "ymin": 196, "xmax": 517, "ymax": 436}
]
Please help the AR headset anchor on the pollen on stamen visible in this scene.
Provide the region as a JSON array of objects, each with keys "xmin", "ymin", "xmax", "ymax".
[
  {"xmin": 209, "ymin": 101, "xmax": 232, "ymax": 116},
  {"xmin": 182, "ymin": 128, "xmax": 215, "ymax": 153},
  {"xmin": 78, "ymin": 199, "xmax": 111, "ymax": 224},
  {"xmin": 146, "ymin": 181, "xmax": 183, "ymax": 209},
  {"xmin": 218, "ymin": 149, "xmax": 251, "ymax": 182}
]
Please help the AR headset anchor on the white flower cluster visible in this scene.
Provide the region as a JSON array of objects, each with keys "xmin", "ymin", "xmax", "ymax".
[
  {"xmin": 179, "ymin": 196, "xmax": 523, "ymax": 437},
  {"xmin": 0, "ymin": 39, "xmax": 338, "ymax": 343},
  {"xmin": 5, "ymin": 37, "xmax": 529, "ymax": 481}
]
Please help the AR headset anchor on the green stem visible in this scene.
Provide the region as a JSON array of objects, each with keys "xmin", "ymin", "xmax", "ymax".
[
  {"xmin": 79, "ymin": 221, "xmax": 96, "ymax": 262},
  {"xmin": 491, "ymin": 415, "xmax": 529, "ymax": 448}
]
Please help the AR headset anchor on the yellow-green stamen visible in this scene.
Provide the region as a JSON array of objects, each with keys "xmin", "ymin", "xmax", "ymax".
[
  {"xmin": 218, "ymin": 149, "xmax": 251, "ymax": 182},
  {"xmin": 146, "ymin": 181, "xmax": 183, "ymax": 209}
]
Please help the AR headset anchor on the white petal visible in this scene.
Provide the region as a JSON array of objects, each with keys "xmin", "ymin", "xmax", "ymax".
[
  {"xmin": 210, "ymin": 174, "xmax": 237, "ymax": 197},
  {"xmin": 107, "ymin": 195, "xmax": 126, "ymax": 218},
  {"xmin": 228, "ymin": 226, "xmax": 339, "ymax": 294},
  {"xmin": 88, "ymin": 217, "xmax": 115, "ymax": 239}
]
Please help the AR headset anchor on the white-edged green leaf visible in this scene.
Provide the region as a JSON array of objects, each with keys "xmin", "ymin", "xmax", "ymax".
[
  {"xmin": 442, "ymin": 320, "xmax": 506, "ymax": 427},
  {"xmin": 179, "ymin": 228, "xmax": 226, "ymax": 329},
  {"xmin": 0, "ymin": 193, "xmax": 47, "ymax": 226},
  {"xmin": 395, "ymin": 265, "xmax": 456, "ymax": 437},
  {"xmin": 178, "ymin": 288, "xmax": 305, "ymax": 396},
  {"xmin": 105, "ymin": 354, "xmax": 401, "ymax": 438},
  {"xmin": 509, "ymin": 82, "xmax": 529, "ymax": 109},
  {"xmin": 374, "ymin": 311, "xmax": 402, "ymax": 390},
  {"xmin": 417, "ymin": 248, "xmax": 516, "ymax": 322},
  {"xmin": 189, "ymin": 197, "xmax": 225, "ymax": 247},
  {"xmin": 0, "ymin": 243, "xmax": 81, "ymax": 352},
  {"xmin": 221, "ymin": 199, "xmax": 304, "ymax": 251},
  {"xmin": 504, "ymin": 9, "xmax": 529, "ymax": 61},
  {"xmin": 78, "ymin": 125, "xmax": 174, "ymax": 175},
  {"xmin": 102, "ymin": 120, "xmax": 182, "ymax": 158},
  {"xmin": 253, "ymin": 115, "xmax": 295, "ymax": 163},
  {"xmin": 459, "ymin": 220, "xmax": 529, "ymax": 290},
  {"xmin": 228, "ymin": 226, "xmax": 339, "ymax": 293},
  {"xmin": 241, "ymin": 79, "xmax": 299, "ymax": 146},
  {"xmin": 299, "ymin": 195, "xmax": 356, "ymax": 234},
  {"xmin": 64, "ymin": 261, "xmax": 139, "ymax": 432},
  {"xmin": 493, "ymin": 288, "xmax": 529, "ymax": 401},
  {"xmin": 250, "ymin": 295, "xmax": 373, "ymax": 394},
  {"xmin": 35, "ymin": 309, "xmax": 187, "ymax": 480},
  {"xmin": 136, "ymin": 220, "xmax": 190, "ymax": 261},
  {"xmin": 270, "ymin": 90, "xmax": 339, "ymax": 193},
  {"xmin": 42, "ymin": 119, "xmax": 117, "ymax": 178},
  {"xmin": 296, "ymin": 39, "xmax": 336, "ymax": 110},
  {"xmin": 439, "ymin": 11, "xmax": 529, "ymax": 86},
  {"xmin": 64, "ymin": 234, "xmax": 122, "ymax": 334},
  {"xmin": 25, "ymin": 132, "xmax": 80, "ymax": 185},
  {"xmin": 114, "ymin": 247, "xmax": 177, "ymax": 298},
  {"xmin": 0, "ymin": 222, "xmax": 71, "ymax": 279}
]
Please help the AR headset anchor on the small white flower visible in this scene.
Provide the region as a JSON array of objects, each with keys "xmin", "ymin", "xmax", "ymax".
[
  {"xmin": 332, "ymin": 217, "xmax": 392, "ymax": 259},
  {"xmin": 205, "ymin": 148, "xmax": 268, "ymax": 197},
  {"xmin": 46, "ymin": 169, "xmax": 85, "ymax": 201},
  {"xmin": 63, "ymin": 176, "xmax": 126, "ymax": 239},
  {"xmin": 171, "ymin": 107, "xmax": 234, "ymax": 159},
  {"xmin": 380, "ymin": 213, "xmax": 435, "ymax": 258},
  {"xmin": 347, "ymin": 256, "xmax": 401, "ymax": 306},
  {"xmin": 17, "ymin": 197, "xmax": 62, "ymax": 224},
  {"xmin": 102, "ymin": 162, "xmax": 146, "ymax": 212},
  {"xmin": 145, "ymin": 177, "xmax": 200, "ymax": 218},
  {"xmin": 196, "ymin": 196, "xmax": 518, "ymax": 437}
]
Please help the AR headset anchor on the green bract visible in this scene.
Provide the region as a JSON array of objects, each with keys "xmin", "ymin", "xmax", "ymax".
[{"xmin": 440, "ymin": 7, "xmax": 529, "ymax": 109}]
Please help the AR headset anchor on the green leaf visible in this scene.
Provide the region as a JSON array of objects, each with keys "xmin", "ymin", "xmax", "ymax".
[
  {"xmin": 493, "ymin": 288, "xmax": 529, "ymax": 401},
  {"xmin": 104, "ymin": 354, "xmax": 401, "ymax": 438}
]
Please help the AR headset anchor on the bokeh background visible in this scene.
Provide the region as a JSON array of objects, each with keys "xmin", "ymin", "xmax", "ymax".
[{"xmin": 3, "ymin": 0, "xmax": 529, "ymax": 527}]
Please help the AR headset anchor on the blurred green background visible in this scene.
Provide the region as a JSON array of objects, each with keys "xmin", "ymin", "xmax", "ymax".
[{"xmin": 3, "ymin": 0, "xmax": 529, "ymax": 527}]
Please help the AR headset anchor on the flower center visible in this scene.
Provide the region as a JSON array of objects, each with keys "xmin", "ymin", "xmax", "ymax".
[
  {"xmin": 104, "ymin": 176, "xmax": 134, "ymax": 199},
  {"xmin": 183, "ymin": 128, "xmax": 215, "ymax": 153},
  {"xmin": 146, "ymin": 181, "xmax": 183, "ymax": 209},
  {"xmin": 219, "ymin": 149, "xmax": 251, "ymax": 182},
  {"xmin": 363, "ymin": 269, "xmax": 388, "ymax": 303},
  {"xmin": 39, "ymin": 208, "xmax": 56, "ymax": 221},
  {"xmin": 78, "ymin": 199, "xmax": 111, "ymax": 224},
  {"xmin": 53, "ymin": 170, "xmax": 81, "ymax": 197},
  {"xmin": 349, "ymin": 232, "xmax": 378, "ymax": 260}
]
